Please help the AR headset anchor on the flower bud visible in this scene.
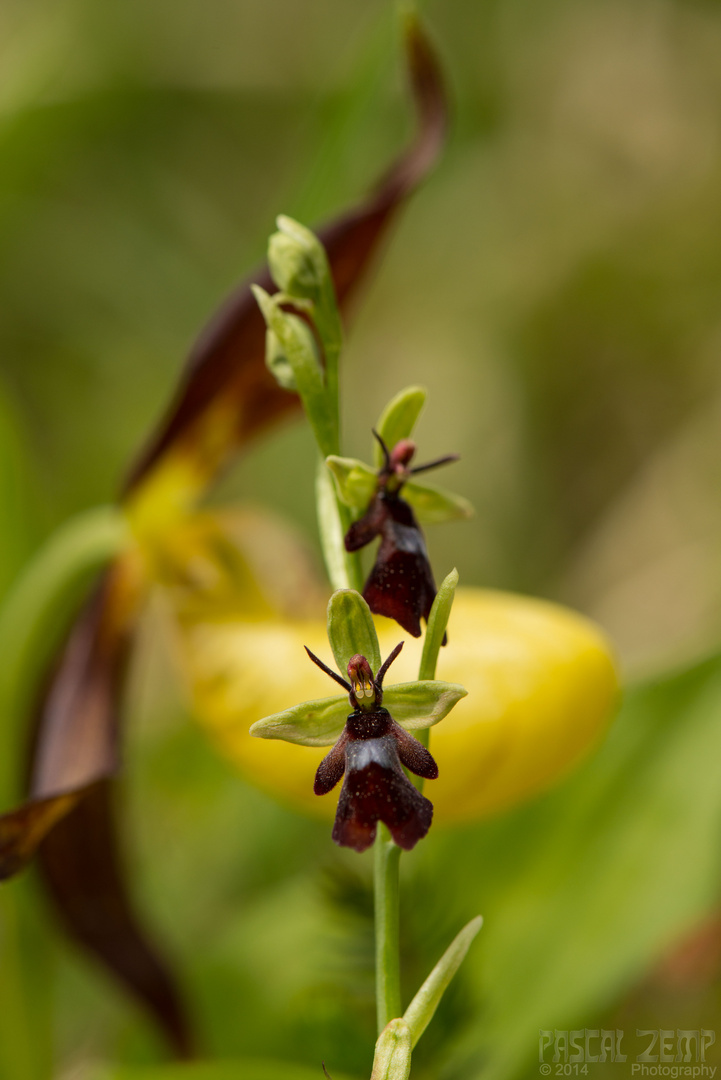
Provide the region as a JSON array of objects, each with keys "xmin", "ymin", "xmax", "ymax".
[{"xmin": 268, "ymin": 215, "xmax": 329, "ymax": 303}]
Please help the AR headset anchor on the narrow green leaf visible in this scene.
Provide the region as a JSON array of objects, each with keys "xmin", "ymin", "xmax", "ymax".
[
  {"xmin": 249, "ymin": 693, "xmax": 348, "ymax": 747},
  {"xmin": 383, "ymin": 679, "xmax": 466, "ymax": 729},
  {"xmin": 370, "ymin": 1017, "xmax": 413, "ymax": 1080},
  {"xmin": 327, "ymin": 588, "xmax": 381, "ymax": 675},
  {"xmin": 418, "ymin": 568, "xmax": 459, "ymax": 681},
  {"xmin": 404, "ymin": 480, "xmax": 474, "ymax": 524},
  {"xmin": 374, "ymin": 385, "xmax": 427, "ymax": 466},
  {"xmin": 403, "ymin": 915, "xmax": 483, "ymax": 1049},
  {"xmin": 325, "ymin": 455, "xmax": 377, "ymax": 509}
]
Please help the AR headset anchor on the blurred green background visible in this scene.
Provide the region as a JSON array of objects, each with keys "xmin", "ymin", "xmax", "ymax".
[{"xmin": 2, "ymin": 1, "xmax": 721, "ymax": 1078}]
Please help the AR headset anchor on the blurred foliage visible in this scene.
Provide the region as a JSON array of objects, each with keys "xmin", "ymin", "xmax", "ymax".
[{"xmin": 3, "ymin": 0, "xmax": 721, "ymax": 1078}]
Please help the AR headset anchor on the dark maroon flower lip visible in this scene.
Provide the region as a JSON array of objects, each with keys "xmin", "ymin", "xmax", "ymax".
[
  {"xmin": 308, "ymin": 646, "xmax": 439, "ymax": 852},
  {"xmin": 344, "ymin": 433, "xmax": 459, "ymax": 639}
]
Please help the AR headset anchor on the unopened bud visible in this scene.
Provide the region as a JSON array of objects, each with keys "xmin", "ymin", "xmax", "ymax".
[{"xmin": 268, "ymin": 215, "xmax": 328, "ymax": 302}]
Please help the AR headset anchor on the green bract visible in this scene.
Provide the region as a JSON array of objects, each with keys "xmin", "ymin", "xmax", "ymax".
[
  {"xmin": 250, "ymin": 680, "xmax": 467, "ymax": 747},
  {"xmin": 327, "ymin": 589, "xmax": 381, "ymax": 674},
  {"xmin": 419, "ymin": 568, "xmax": 459, "ymax": 681},
  {"xmin": 403, "ymin": 915, "xmax": 483, "ymax": 1049}
]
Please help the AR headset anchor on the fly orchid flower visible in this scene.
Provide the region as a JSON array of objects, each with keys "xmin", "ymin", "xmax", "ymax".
[
  {"xmin": 250, "ymin": 588, "xmax": 466, "ymax": 852},
  {"xmin": 326, "ymin": 390, "xmax": 473, "ymax": 639},
  {"xmin": 0, "ymin": 14, "xmax": 448, "ymax": 1055},
  {"xmin": 344, "ymin": 431, "xmax": 460, "ymax": 638},
  {"xmin": 310, "ymin": 644, "xmax": 438, "ymax": 852}
]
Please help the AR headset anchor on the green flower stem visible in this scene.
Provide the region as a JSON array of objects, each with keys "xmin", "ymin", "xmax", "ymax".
[
  {"xmin": 373, "ymin": 572, "xmax": 461, "ymax": 1032},
  {"xmin": 374, "ymin": 824, "xmax": 403, "ymax": 1032}
]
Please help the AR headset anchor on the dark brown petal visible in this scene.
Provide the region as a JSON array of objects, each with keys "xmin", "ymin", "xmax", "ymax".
[
  {"xmin": 344, "ymin": 497, "xmax": 385, "ymax": 552},
  {"xmin": 0, "ymin": 565, "xmax": 193, "ymax": 1053},
  {"xmin": 391, "ymin": 721, "xmax": 439, "ymax": 780},
  {"xmin": 349, "ymin": 492, "xmax": 438, "ymax": 639},
  {"xmin": 314, "ymin": 731, "xmax": 349, "ymax": 795},
  {"xmin": 123, "ymin": 12, "xmax": 448, "ymax": 494},
  {"xmin": 332, "ymin": 736, "xmax": 434, "ymax": 852},
  {"xmin": 38, "ymin": 781, "xmax": 193, "ymax": 1057},
  {"xmin": 0, "ymin": 569, "xmax": 131, "ymax": 879}
]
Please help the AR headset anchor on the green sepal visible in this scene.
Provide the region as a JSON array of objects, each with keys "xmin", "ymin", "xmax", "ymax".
[
  {"xmin": 374, "ymin": 385, "xmax": 427, "ymax": 466},
  {"xmin": 403, "ymin": 915, "xmax": 483, "ymax": 1049},
  {"xmin": 419, "ymin": 568, "xmax": 458, "ymax": 681},
  {"xmin": 325, "ymin": 455, "xmax": 377, "ymax": 509},
  {"xmin": 384, "ymin": 680, "xmax": 467, "ymax": 730},
  {"xmin": 403, "ymin": 480, "xmax": 474, "ymax": 524},
  {"xmin": 327, "ymin": 589, "xmax": 381, "ymax": 675},
  {"xmin": 250, "ymin": 679, "xmax": 466, "ymax": 747},
  {"xmin": 250, "ymin": 693, "xmax": 349, "ymax": 747},
  {"xmin": 370, "ymin": 1018, "xmax": 412, "ymax": 1080}
]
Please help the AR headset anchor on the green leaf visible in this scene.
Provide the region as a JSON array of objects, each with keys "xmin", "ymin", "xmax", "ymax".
[
  {"xmin": 403, "ymin": 480, "xmax": 474, "ymax": 524},
  {"xmin": 403, "ymin": 916, "xmax": 483, "ymax": 1049},
  {"xmin": 327, "ymin": 588, "xmax": 382, "ymax": 676},
  {"xmin": 374, "ymin": 385, "xmax": 427, "ymax": 466},
  {"xmin": 419, "ymin": 568, "xmax": 458, "ymax": 681},
  {"xmin": 325, "ymin": 455, "xmax": 377, "ymax": 509},
  {"xmin": 249, "ymin": 693, "xmax": 348, "ymax": 747},
  {"xmin": 382, "ymin": 680, "xmax": 467, "ymax": 729},
  {"xmin": 371, "ymin": 1018, "xmax": 413, "ymax": 1080}
]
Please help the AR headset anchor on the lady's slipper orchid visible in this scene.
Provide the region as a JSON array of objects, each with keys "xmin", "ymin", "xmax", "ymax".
[{"xmin": 0, "ymin": 14, "xmax": 449, "ymax": 1054}]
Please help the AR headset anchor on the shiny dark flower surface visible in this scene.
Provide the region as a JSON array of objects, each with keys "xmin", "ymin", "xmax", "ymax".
[
  {"xmin": 307, "ymin": 643, "xmax": 438, "ymax": 852},
  {"xmin": 345, "ymin": 434, "xmax": 458, "ymax": 638}
]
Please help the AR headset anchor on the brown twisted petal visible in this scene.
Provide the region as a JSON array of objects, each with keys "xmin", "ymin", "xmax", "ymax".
[
  {"xmin": 123, "ymin": 12, "xmax": 448, "ymax": 495},
  {"xmin": 0, "ymin": 13, "xmax": 448, "ymax": 1056},
  {"xmin": 0, "ymin": 564, "xmax": 191, "ymax": 1054}
]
